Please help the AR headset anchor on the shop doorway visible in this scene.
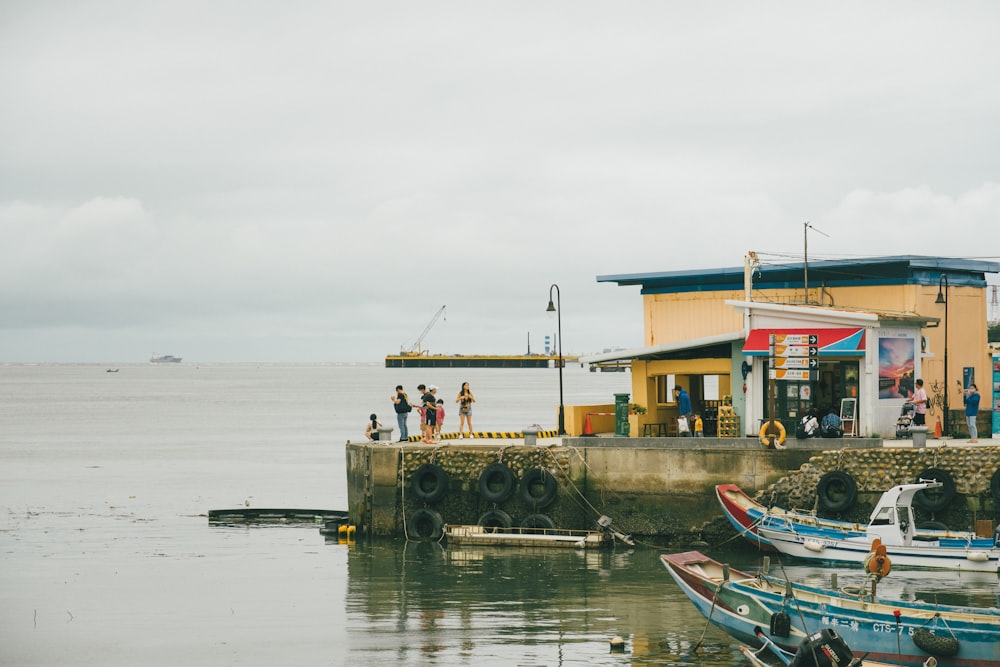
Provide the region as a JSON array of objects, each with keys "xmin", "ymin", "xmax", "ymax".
[{"xmin": 763, "ymin": 359, "xmax": 861, "ymax": 429}]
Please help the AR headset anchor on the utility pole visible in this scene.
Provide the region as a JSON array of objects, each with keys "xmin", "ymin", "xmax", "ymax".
[{"xmin": 803, "ymin": 222, "xmax": 829, "ymax": 304}]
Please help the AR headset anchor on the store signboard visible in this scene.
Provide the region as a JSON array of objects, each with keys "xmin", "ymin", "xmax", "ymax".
[
  {"xmin": 770, "ymin": 357, "xmax": 819, "ymax": 369},
  {"xmin": 768, "ymin": 333, "xmax": 817, "ymax": 381},
  {"xmin": 770, "ymin": 369, "xmax": 811, "ymax": 380}
]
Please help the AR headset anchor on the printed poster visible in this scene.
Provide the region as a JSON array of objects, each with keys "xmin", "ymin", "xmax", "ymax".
[{"xmin": 878, "ymin": 337, "xmax": 915, "ymax": 399}]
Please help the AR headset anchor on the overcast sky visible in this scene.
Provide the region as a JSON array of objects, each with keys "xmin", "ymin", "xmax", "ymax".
[{"xmin": 2, "ymin": 2, "xmax": 999, "ymax": 363}]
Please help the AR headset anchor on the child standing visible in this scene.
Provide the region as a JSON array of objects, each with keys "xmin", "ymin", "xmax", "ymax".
[
  {"xmin": 693, "ymin": 414, "xmax": 704, "ymax": 438},
  {"xmin": 435, "ymin": 399, "xmax": 445, "ymax": 438}
]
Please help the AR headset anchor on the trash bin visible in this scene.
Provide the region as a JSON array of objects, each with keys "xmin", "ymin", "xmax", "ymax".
[
  {"xmin": 523, "ymin": 426, "xmax": 539, "ymax": 446},
  {"xmin": 377, "ymin": 426, "xmax": 394, "ymax": 442},
  {"xmin": 910, "ymin": 426, "xmax": 929, "ymax": 448}
]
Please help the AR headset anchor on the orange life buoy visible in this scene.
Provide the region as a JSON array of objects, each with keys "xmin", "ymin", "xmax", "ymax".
[{"xmin": 759, "ymin": 421, "xmax": 786, "ymax": 448}]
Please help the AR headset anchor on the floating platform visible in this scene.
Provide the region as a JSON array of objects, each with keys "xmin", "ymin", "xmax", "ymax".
[
  {"xmin": 385, "ymin": 354, "xmax": 578, "ymax": 368},
  {"xmin": 207, "ymin": 508, "xmax": 349, "ymax": 523},
  {"xmin": 443, "ymin": 524, "xmax": 612, "ymax": 548}
]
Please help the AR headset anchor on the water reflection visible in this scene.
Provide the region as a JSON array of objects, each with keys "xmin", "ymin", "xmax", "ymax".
[
  {"xmin": 344, "ymin": 539, "xmax": 742, "ymax": 666},
  {"xmin": 340, "ymin": 540, "xmax": 999, "ymax": 666}
]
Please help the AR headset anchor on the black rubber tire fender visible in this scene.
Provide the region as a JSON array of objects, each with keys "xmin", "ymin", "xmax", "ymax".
[
  {"xmin": 410, "ymin": 463, "xmax": 449, "ymax": 503},
  {"xmin": 913, "ymin": 467, "xmax": 955, "ymax": 512},
  {"xmin": 990, "ymin": 468, "xmax": 1000, "ymax": 503},
  {"xmin": 912, "ymin": 628, "xmax": 960, "ymax": 657},
  {"xmin": 406, "ymin": 508, "xmax": 444, "ymax": 541},
  {"xmin": 817, "ymin": 471, "xmax": 857, "ymax": 512},
  {"xmin": 519, "ymin": 467, "xmax": 558, "ymax": 508},
  {"xmin": 477, "ymin": 509, "xmax": 513, "ymax": 530},
  {"xmin": 478, "ymin": 462, "xmax": 517, "ymax": 503},
  {"xmin": 519, "ymin": 513, "xmax": 556, "ymax": 530}
]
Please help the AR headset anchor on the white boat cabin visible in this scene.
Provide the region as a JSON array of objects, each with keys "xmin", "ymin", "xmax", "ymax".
[{"xmin": 865, "ymin": 481, "xmax": 940, "ymax": 547}]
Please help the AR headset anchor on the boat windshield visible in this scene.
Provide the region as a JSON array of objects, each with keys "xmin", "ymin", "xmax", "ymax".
[{"xmin": 870, "ymin": 507, "xmax": 894, "ymax": 526}]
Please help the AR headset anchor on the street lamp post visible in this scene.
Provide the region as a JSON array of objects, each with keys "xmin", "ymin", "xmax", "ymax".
[
  {"xmin": 546, "ymin": 284, "xmax": 565, "ymax": 435},
  {"xmin": 935, "ymin": 275, "xmax": 949, "ymax": 435}
]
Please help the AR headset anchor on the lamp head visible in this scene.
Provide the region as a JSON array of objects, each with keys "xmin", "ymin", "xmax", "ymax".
[
  {"xmin": 935, "ymin": 274, "xmax": 948, "ymax": 303},
  {"xmin": 546, "ymin": 299, "xmax": 556, "ymax": 313}
]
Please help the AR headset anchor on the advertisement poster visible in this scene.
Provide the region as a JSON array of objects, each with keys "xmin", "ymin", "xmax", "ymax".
[
  {"xmin": 878, "ymin": 337, "xmax": 915, "ymax": 399},
  {"xmin": 993, "ymin": 353, "xmax": 999, "ymax": 438}
]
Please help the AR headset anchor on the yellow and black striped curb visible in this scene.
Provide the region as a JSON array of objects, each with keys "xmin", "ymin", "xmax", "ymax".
[{"xmin": 400, "ymin": 429, "xmax": 559, "ymax": 442}]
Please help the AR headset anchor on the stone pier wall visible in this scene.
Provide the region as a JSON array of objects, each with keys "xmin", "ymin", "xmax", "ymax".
[
  {"xmin": 756, "ymin": 446, "xmax": 1000, "ymax": 532},
  {"xmin": 345, "ymin": 440, "xmax": 1000, "ymax": 544}
]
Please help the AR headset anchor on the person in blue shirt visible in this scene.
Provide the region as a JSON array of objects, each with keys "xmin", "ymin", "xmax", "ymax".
[
  {"xmin": 821, "ymin": 409, "xmax": 844, "ymax": 438},
  {"xmin": 963, "ymin": 383, "xmax": 981, "ymax": 443},
  {"xmin": 674, "ymin": 385, "xmax": 693, "ymax": 437}
]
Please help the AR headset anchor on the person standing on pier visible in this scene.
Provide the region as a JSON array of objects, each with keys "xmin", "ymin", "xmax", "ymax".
[
  {"xmin": 674, "ymin": 385, "xmax": 693, "ymax": 437},
  {"xmin": 420, "ymin": 385, "xmax": 438, "ymax": 443},
  {"xmin": 912, "ymin": 378, "xmax": 928, "ymax": 426},
  {"xmin": 435, "ymin": 399, "xmax": 445, "ymax": 438},
  {"xmin": 392, "ymin": 385, "xmax": 412, "ymax": 442},
  {"xmin": 456, "ymin": 381, "xmax": 475, "ymax": 437},
  {"xmin": 963, "ymin": 383, "xmax": 980, "ymax": 443}
]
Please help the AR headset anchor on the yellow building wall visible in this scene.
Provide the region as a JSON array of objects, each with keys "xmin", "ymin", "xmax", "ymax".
[
  {"xmin": 642, "ymin": 282, "xmax": 991, "ymax": 417},
  {"xmin": 644, "ymin": 290, "xmax": 745, "ymax": 345}
]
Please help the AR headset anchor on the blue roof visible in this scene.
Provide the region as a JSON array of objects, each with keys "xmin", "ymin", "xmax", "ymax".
[{"xmin": 597, "ymin": 255, "xmax": 1000, "ymax": 295}]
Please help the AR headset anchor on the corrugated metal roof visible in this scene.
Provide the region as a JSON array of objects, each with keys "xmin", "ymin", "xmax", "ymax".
[
  {"xmin": 580, "ymin": 331, "xmax": 744, "ymax": 363},
  {"xmin": 598, "ymin": 255, "xmax": 1000, "ymax": 294}
]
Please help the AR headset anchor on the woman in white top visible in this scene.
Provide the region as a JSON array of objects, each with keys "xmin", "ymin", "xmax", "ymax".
[{"xmin": 365, "ymin": 413, "xmax": 381, "ymax": 441}]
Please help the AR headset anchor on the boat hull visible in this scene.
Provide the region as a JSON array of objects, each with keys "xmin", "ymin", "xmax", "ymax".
[
  {"xmin": 661, "ymin": 551, "xmax": 1000, "ymax": 667},
  {"xmin": 758, "ymin": 526, "xmax": 1000, "ymax": 572},
  {"xmin": 715, "ymin": 483, "xmax": 971, "ymax": 553},
  {"xmin": 715, "ymin": 484, "xmax": 777, "ymax": 551}
]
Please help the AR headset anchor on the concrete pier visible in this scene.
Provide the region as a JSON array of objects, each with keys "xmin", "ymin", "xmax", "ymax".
[{"xmin": 345, "ymin": 436, "xmax": 891, "ymax": 541}]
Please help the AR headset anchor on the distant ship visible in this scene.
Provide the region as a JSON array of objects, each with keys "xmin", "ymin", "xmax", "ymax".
[{"xmin": 150, "ymin": 353, "xmax": 182, "ymax": 363}]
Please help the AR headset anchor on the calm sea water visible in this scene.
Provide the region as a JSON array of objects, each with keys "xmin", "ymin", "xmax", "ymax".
[{"xmin": 2, "ymin": 363, "xmax": 997, "ymax": 666}]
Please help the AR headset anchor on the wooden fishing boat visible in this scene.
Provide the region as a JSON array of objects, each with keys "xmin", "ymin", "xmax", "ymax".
[
  {"xmin": 661, "ymin": 550, "xmax": 1000, "ymax": 667},
  {"xmin": 757, "ymin": 482, "xmax": 1000, "ymax": 572}
]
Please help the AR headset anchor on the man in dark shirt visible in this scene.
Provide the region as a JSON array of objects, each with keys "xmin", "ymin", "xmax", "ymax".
[
  {"xmin": 421, "ymin": 385, "xmax": 438, "ymax": 442},
  {"xmin": 392, "ymin": 385, "xmax": 411, "ymax": 442}
]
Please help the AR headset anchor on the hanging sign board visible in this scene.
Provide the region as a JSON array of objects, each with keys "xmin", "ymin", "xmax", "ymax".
[
  {"xmin": 768, "ymin": 332, "xmax": 818, "ymax": 380},
  {"xmin": 773, "ymin": 334, "xmax": 819, "ymax": 346},
  {"xmin": 770, "ymin": 369, "xmax": 811, "ymax": 380},
  {"xmin": 773, "ymin": 345, "xmax": 819, "ymax": 357},
  {"xmin": 771, "ymin": 357, "xmax": 819, "ymax": 370}
]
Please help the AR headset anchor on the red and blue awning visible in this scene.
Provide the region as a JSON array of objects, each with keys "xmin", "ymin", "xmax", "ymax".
[{"xmin": 743, "ymin": 328, "xmax": 866, "ymax": 357}]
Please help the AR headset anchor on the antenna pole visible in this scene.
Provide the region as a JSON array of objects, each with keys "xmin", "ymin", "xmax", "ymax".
[
  {"xmin": 802, "ymin": 222, "xmax": 829, "ymax": 305},
  {"xmin": 804, "ymin": 222, "xmax": 809, "ymax": 303}
]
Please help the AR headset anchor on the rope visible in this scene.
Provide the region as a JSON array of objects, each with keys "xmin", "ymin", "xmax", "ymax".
[
  {"xmin": 756, "ymin": 554, "xmax": 825, "ymax": 667},
  {"xmin": 711, "ymin": 514, "xmax": 768, "ymax": 549},
  {"xmin": 919, "ymin": 612, "xmax": 958, "ymax": 639},
  {"xmin": 400, "ymin": 443, "xmax": 410, "ymax": 542},
  {"xmin": 693, "ymin": 580, "xmax": 727, "ymax": 652}
]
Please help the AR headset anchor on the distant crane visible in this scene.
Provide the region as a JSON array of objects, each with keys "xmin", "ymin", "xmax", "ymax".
[{"xmin": 401, "ymin": 305, "xmax": 446, "ymax": 356}]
